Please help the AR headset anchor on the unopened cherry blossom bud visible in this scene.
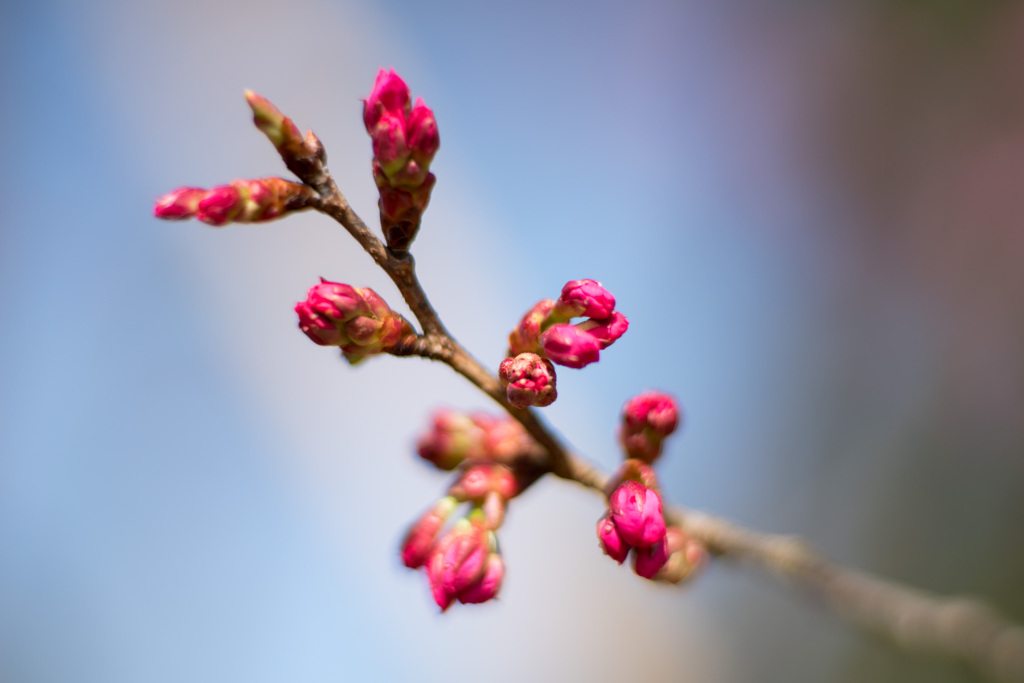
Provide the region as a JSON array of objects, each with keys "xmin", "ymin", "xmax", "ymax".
[
  {"xmin": 425, "ymin": 534, "xmax": 456, "ymax": 611},
  {"xmin": 406, "ymin": 97, "xmax": 440, "ymax": 166},
  {"xmin": 539, "ymin": 324, "xmax": 602, "ymax": 369},
  {"xmin": 401, "ymin": 496, "xmax": 458, "ymax": 569},
  {"xmin": 499, "ymin": 353, "xmax": 558, "ymax": 408},
  {"xmin": 245, "ymin": 91, "xmax": 324, "ymax": 177},
  {"xmin": 448, "ymin": 464, "xmax": 519, "ymax": 506},
  {"xmin": 153, "ymin": 187, "xmax": 205, "ymax": 220},
  {"xmin": 294, "ymin": 279, "xmax": 411, "ymax": 363},
  {"xmin": 578, "ymin": 312, "xmax": 629, "ymax": 349},
  {"xmin": 633, "ymin": 531, "xmax": 670, "ymax": 579},
  {"xmin": 596, "ymin": 513, "xmax": 630, "ymax": 564},
  {"xmin": 620, "ymin": 391, "xmax": 681, "ymax": 462},
  {"xmin": 371, "ymin": 111, "xmax": 410, "ymax": 178},
  {"xmin": 363, "ymin": 68, "xmax": 411, "ymax": 132},
  {"xmin": 508, "ymin": 299, "xmax": 555, "ymax": 356},
  {"xmin": 477, "ymin": 415, "xmax": 538, "ymax": 462},
  {"xmin": 609, "ymin": 480, "xmax": 666, "ymax": 548},
  {"xmin": 246, "ymin": 90, "xmax": 304, "ymax": 152},
  {"xmin": 195, "ymin": 185, "xmax": 240, "ymax": 225},
  {"xmin": 417, "ymin": 410, "xmax": 487, "ymax": 470},
  {"xmin": 457, "ymin": 552, "xmax": 504, "ymax": 605},
  {"xmin": 555, "ymin": 279, "xmax": 617, "ymax": 319},
  {"xmin": 437, "ymin": 520, "xmax": 490, "ymax": 596}
]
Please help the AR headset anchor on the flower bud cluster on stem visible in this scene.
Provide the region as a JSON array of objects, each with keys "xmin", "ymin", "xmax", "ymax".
[
  {"xmin": 499, "ymin": 280, "xmax": 629, "ymax": 408},
  {"xmin": 363, "ymin": 69, "xmax": 440, "ymax": 252},
  {"xmin": 596, "ymin": 393, "xmax": 706, "ymax": 582},
  {"xmin": 294, "ymin": 278, "xmax": 413, "ymax": 364},
  {"xmin": 402, "ymin": 409, "xmax": 538, "ymax": 610},
  {"xmin": 154, "ymin": 178, "xmax": 315, "ymax": 225}
]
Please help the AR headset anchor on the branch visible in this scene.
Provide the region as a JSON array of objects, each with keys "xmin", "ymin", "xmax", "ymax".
[{"xmin": 299, "ymin": 156, "xmax": 1024, "ymax": 683}]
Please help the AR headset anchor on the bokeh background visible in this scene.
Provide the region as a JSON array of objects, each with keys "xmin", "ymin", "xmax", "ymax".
[{"xmin": 2, "ymin": 0, "xmax": 1023, "ymax": 681}]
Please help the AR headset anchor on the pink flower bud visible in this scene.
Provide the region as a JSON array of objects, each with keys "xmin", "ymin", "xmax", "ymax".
[
  {"xmin": 620, "ymin": 392, "xmax": 681, "ymax": 462},
  {"xmin": 425, "ymin": 536, "xmax": 457, "ymax": 611},
  {"xmin": 499, "ymin": 353, "xmax": 558, "ymax": 408},
  {"xmin": 436, "ymin": 520, "xmax": 489, "ymax": 596},
  {"xmin": 633, "ymin": 532, "xmax": 670, "ymax": 579},
  {"xmin": 556, "ymin": 279, "xmax": 616, "ymax": 319},
  {"xmin": 406, "ymin": 97, "xmax": 440, "ymax": 166},
  {"xmin": 457, "ymin": 552, "xmax": 504, "ymax": 605},
  {"xmin": 363, "ymin": 68, "xmax": 411, "ymax": 132},
  {"xmin": 476, "ymin": 415, "xmax": 538, "ymax": 462},
  {"xmin": 371, "ymin": 111, "xmax": 411, "ymax": 178},
  {"xmin": 416, "ymin": 410, "xmax": 487, "ymax": 470},
  {"xmin": 401, "ymin": 497, "xmax": 458, "ymax": 569},
  {"xmin": 508, "ymin": 299, "xmax": 555, "ymax": 356},
  {"xmin": 294, "ymin": 280, "xmax": 410, "ymax": 361},
  {"xmin": 539, "ymin": 324, "xmax": 601, "ymax": 369},
  {"xmin": 196, "ymin": 185, "xmax": 241, "ymax": 226},
  {"xmin": 596, "ymin": 513, "xmax": 630, "ymax": 564},
  {"xmin": 447, "ymin": 464, "xmax": 519, "ymax": 506},
  {"xmin": 578, "ymin": 311, "xmax": 629, "ymax": 349},
  {"xmin": 153, "ymin": 187, "xmax": 205, "ymax": 220},
  {"xmin": 609, "ymin": 480, "xmax": 666, "ymax": 548}
]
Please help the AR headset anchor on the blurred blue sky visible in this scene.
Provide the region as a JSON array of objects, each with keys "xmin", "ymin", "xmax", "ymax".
[{"xmin": 2, "ymin": 1, "xmax": 1022, "ymax": 682}]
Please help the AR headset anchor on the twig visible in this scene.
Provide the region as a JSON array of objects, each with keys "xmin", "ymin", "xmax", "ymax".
[{"xmin": 303, "ymin": 165, "xmax": 1024, "ymax": 683}]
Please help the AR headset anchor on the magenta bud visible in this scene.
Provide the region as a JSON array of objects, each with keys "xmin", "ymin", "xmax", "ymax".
[
  {"xmin": 425, "ymin": 539, "xmax": 457, "ymax": 611},
  {"xmin": 609, "ymin": 481, "xmax": 666, "ymax": 548},
  {"xmin": 363, "ymin": 68, "xmax": 411, "ymax": 132},
  {"xmin": 401, "ymin": 497, "xmax": 458, "ymax": 569},
  {"xmin": 596, "ymin": 513, "xmax": 630, "ymax": 564},
  {"xmin": 437, "ymin": 520, "xmax": 489, "ymax": 596},
  {"xmin": 457, "ymin": 553, "xmax": 504, "ymax": 605},
  {"xmin": 620, "ymin": 391, "xmax": 681, "ymax": 463},
  {"xmin": 371, "ymin": 111, "xmax": 411, "ymax": 178},
  {"xmin": 633, "ymin": 532, "xmax": 670, "ymax": 579},
  {"xmin": 294, "ymin": 279, "xmax": 410, "ymax": 359},
  {"xmin": 196, "ymin": 185, "xmax": 241, "ymax": 226},
  {"xmin": 578, "ymin": 311, "xmax": 629, "ymax": 349},
  {"xmin": 448, "ymin": 464, "xmax": 519, "ymax": 505},
  {"xmin": 477, "ymin": 415, "xmax": 538, "ymax": 462},
  {"xmin": 557, "ymin": 279, "xmax": 616, "ymax": 319},
  {"xmin": 416, "ymin": 410, "xmax": 487, "ymax": 470},
  {"xmin": 153, "ymin": 187, "xmax": 205, "ymax": 220},
  {"xmin": 498, "ymin": 353, "xmax": 558, "ymax": 408},
  {"xmin": 406, "ymin": 97, "xmax": 440, "ymax": 166},
  {"xmin": 539, "ymin": 324, "xmax": 601, "ymax": 369}
]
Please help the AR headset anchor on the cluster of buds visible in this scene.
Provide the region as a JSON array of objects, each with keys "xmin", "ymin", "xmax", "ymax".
[
  {"xmin": 596, "ymin": 393, "xmax": 705, "ymax": 583},
  {"xmin": 416, "ymin": 409, "xmax": 538, "ymax": 470},
  {"xmin": 597, "ymin": 461, "xmax": 704, "ymax": 582},
  {"xmin": 363, "ymin": 69, "xmax": 440, "ymax": 252},
  {"xmin": 294, "ymin": 278, "xmax": 413, "ymax": 364},
  {"xmin": 620, "ymin": 391, "xmax": 682, "ymax": 463},
  {"xmin": 500, "ymin": 280, "xmax": 628, "ymax": 407},
  {"xmin": 154, "ymin": 178, "xmax": 314, "ymax": 226},
  {"xmin": 508, "ymin": 280, "xmax": 628, "ymax": 371},
  {"xmin": 403, "ymin": 410, "xmax": 533, "ymax": 610}
]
